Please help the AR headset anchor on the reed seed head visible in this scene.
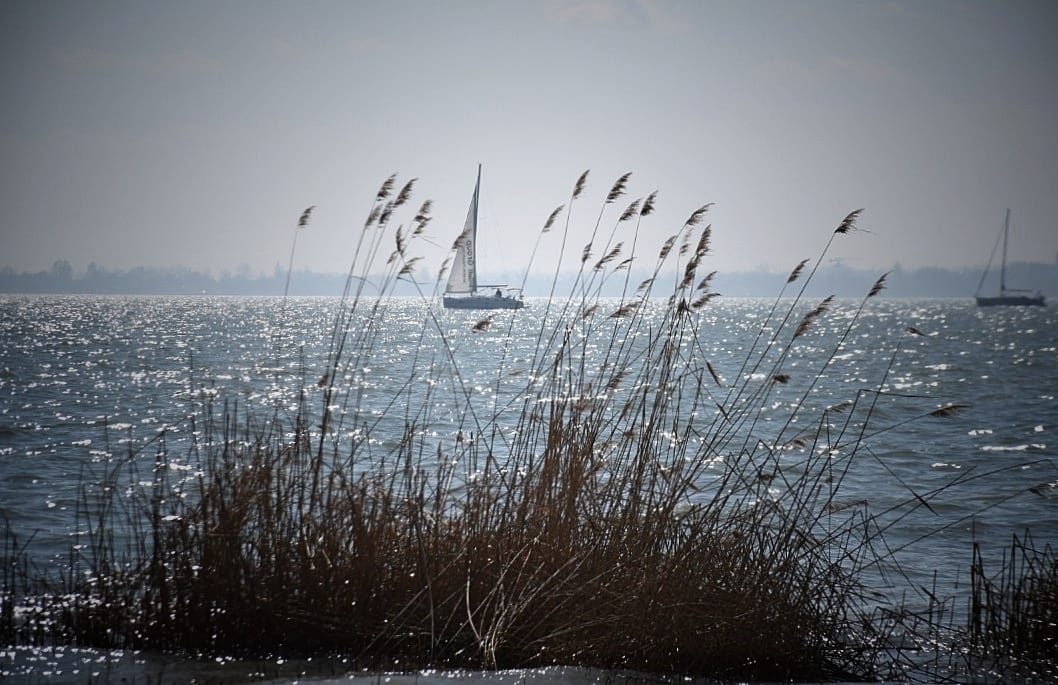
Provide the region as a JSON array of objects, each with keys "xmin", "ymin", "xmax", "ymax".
[
  {"xmin": 619, "ymin": 199, "xmax": 641, "ymax": 222},
  {"xmin": 543, "ymin": 205, "xmax": 564, "ymax": 233},
  {"xmin": 834, "ymin": 208, "xmax": 864, "ymax": 234},
  {"xmin": 658, "ymin": 235, "xmax": 677, "ymax": 261},
  {"xmin": 606, "ymin": 172, "xmax": 632, "ymax": 203},
  {"xmin": 397, "ymin": 256, "xmax": 421, "ymax": 278},
  {"xmin": 641, "ymin": 190, "xmax": 657, "ymax": 216},
  {"xmin": 684, "ymin": 203, "xmax": 713, "ymax": 228},
  {"xmin": 794, "ymin": 295, "xmax": 835, "ymax": 339},
  {"xmin": 787, "ymin": 259, "xmax": 809, "ymax": 284},
  {"xmin": 394, "ymin": 179, "xmax": 416, "ymax": 207},
  {"xmin": 376, "ymin": 174, "xmax": 397, "ymax": 201},
  {"xmin": 378, "ymin": 201, "xmax": 395, "ymax": 227},
  {"xmin": 868, "ymin": 272, "xmax": 889, "ymax": 298},
  {"xmin": 366, "ymin": 204, "xmax": 382, "ymax": 228},
  {"xmin": 573, "ymin": 170, "xmax": 589, "ymax": 199}
]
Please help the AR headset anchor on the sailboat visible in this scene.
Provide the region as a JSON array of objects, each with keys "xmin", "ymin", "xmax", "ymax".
[
  {"xmin": 442, "ymin": 165, "xmax": 525, "ymax": 310},
  {"xmin": 974, "ymin": 208, "xmax": 1045, "ymax": 307}
]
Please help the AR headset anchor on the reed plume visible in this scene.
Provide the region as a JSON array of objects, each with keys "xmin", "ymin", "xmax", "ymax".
[{"xmin": 606, "ymin": 172, "xmax": 631, "ymax": 203}]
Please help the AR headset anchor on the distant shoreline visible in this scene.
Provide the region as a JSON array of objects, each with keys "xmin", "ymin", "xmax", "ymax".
[{"xmin": 2, "ymin": 261, "xmax": 1056, "ymax": 298}]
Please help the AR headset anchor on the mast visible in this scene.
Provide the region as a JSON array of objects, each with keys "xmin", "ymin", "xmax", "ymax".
[
  {"xmin": 1000, "ymin": 208, "xmax": 1010, "ymax": 295},
  {"xmin": 471, "ymin": 163, "xmax": 480, "ymax": 292}
]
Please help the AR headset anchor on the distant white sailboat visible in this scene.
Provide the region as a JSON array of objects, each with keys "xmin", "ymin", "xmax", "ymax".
[
  {"xmin": 974, "ymin": 208, "xmax": 1045, "ymax": 307},
  {"xmin": 442, "ymin": 165, "xmax": 525, "ymax": 310}
]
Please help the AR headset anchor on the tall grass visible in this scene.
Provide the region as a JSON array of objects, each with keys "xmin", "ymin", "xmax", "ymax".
[
  {"xmin": 967, "ymin": 534, "xmax": 1058, "ymax": 676},
  {"xmin": 2, "ymin": 171, "xmax": 1054, "ymax": 682}
]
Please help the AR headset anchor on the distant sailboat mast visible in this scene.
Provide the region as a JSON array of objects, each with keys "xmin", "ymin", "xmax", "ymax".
[
  {"xmin": 999, "ymin": 207, "xmax": 1009, "ymax": 295},
  {"xmin": 974, "ymin": 207, "xmax": 1045, "ymax": 307}
]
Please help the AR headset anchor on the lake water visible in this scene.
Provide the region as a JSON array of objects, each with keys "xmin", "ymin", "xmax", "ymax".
[{"xmin": 2, "ymin": 294, "xmax": 1056, "ymax": 682}]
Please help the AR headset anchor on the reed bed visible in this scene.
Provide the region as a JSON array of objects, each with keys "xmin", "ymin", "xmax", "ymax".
[
  {"xmin": 964, "ymin": 534, "xmax": 1058, "ymax": 677},
  {"xmin": 2, "ymin": 171, "xmax": 1054, "ymax": 682}
]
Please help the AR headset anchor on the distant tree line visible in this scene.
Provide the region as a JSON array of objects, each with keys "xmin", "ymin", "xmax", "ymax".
[
  {"xmin": 2, "ymin": 259, "xmax": 1056, "ymax": 299},
  {"xmin": 0, "ymin": 261, "xmax": 360, "ymax": 296}
]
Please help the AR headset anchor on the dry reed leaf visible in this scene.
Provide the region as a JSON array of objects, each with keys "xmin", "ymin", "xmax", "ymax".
[
  {"xmin": 826, "ymin": 400, "xmax": 854, "ymax": 414},
  {"xmin": 610, "ymin": 302, "xmax": 639, "ymax": 318},
  {"xmin": 826, "ymin": 499, "xmax": 868, "ymax": 513},
  {"xmin": 1028, "ymin": 481, "xmax": 1057, "ymax": 496},
  {"xmin": 707, "ymin": 361, "xmax": 723, "ymax": 386},
  {"xmin": 906, "ymin": 326, "xmax": 925, "ymax": 336},
  {"xmin": 772, "ymin": 372, "xmax": 791, "ymax": 384},
  {"xmin": 929, "ymin": 403, "xmax": 970, "ymax": 418},
  {"xmin": 298, "ymin": 205, "xmax": 315, "ymax": 227}
]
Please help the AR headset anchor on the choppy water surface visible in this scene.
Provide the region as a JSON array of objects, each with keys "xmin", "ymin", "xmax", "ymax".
[{"xmin": 2, "ymin": 295, "xmax": 1056, "ymax": 682}]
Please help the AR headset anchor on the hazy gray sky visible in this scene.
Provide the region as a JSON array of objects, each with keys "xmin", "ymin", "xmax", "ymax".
[{"xmin": 2, "ymin": 0, "xmax": 1057, "ymax": 282}]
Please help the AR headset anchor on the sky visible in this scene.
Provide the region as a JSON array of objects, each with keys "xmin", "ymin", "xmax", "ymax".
[{"xmin": 2, "ymin": 0, "xmax": 1057, "ymax": 286}]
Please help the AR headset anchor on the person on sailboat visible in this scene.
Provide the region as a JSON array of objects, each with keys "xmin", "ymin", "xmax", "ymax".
[{"xmin": 495, "ymin": 288, "xmax": 503, "ymax": 298}]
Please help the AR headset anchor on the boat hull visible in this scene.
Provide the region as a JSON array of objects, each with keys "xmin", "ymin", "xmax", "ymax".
[
  {"xmin": 975, "ymin": 295, "xmax": 1046, "ymax": 307},
  {"xmin": 443, "ymin": 294, "xmax": 525, "ymax": 310}
]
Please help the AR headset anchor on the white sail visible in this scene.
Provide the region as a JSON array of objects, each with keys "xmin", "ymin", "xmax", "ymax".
[
  {"xmin": 442, "ymin": 165, "xmax": 524, "ymax": 310},
  {"xmin": 445, "ymin": 166, "xmax": 479, "ymax": 294}
]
